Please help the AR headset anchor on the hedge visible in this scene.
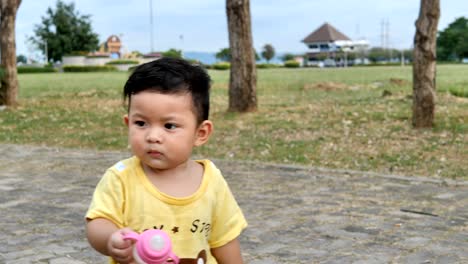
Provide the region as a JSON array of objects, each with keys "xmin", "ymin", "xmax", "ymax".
[
  {"xmin": 106, "ymin": 60, "xmax": 139, "ymax": 65},
  {"xmin": 363, "ymin": 63, "xmax": 407, "ymax": 67},
  {"xmin": 17, "ymin": 66, "xmax": 57, "ymax": 74},
  {"xmin": 85, "ymin": 55, "xmax": 109, "ymax": 59},
  {"xmin": 63, "ymin": 65, "xmax": 117, "ymax": 72},
  {"xmin": 284, "ymin": 60, "xmax": 300, "ymax": 68},
  {"xmin": 212, "ymin": 62, "xmax": 230, "ymax": 70},
  {"xmin": 63, "ymin": 51, "xmax": 89, "ymax": 56},
  {"xmin": 186, "ymin": 59, "xmax": 202, "ymax": 65},
  {"xmin": 257, "ymin": 63, "xmax": 280, "ymax": 69}
]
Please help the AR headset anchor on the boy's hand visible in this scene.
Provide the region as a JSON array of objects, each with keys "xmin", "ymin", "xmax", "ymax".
[{"xmin": 107, "ymin": 228, "xmax": 135, "ymax": 264}]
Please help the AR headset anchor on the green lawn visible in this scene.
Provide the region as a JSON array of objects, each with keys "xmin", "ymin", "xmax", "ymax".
[{"xmin": 1, "ymin": 65, "xmax": 466, "ymax": 179}]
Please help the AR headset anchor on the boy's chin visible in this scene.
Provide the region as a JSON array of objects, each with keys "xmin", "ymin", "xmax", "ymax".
[{"xmin": 143, "ymin": 162, "xmax": 168, "ymax": 171}]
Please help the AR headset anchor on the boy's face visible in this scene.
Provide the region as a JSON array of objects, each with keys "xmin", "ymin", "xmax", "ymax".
[{"xmin": 124, "ymin": 91, "xmax": 211, "ymax": 172}]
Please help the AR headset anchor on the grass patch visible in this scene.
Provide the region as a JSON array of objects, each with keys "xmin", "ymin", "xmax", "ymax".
[
  {"xmin": 449, "ymin": 85, "xmax": 468, "ymax": 98},
  {"xmin": 0, "ymin": 65, "xmax": 467, "ymax": 179}
]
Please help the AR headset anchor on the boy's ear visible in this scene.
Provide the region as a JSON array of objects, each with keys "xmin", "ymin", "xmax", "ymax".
[
  {"xmin": 194, "ymin": 120, "xmax": 213, "ymax": 147},
  {"xmin": 124, "ymin": 115, "xmax": 129, "ymax": 127}
]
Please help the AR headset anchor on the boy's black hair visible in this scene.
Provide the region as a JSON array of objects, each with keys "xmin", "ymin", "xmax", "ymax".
[{"xmin": 123, "ymin": 57, "xmax": 211, "ymax": 124}]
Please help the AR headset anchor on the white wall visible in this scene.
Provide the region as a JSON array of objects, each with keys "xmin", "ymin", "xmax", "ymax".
[{"xmin": 62, "ymin": 56, "xmax": 86, "ymax": 65}]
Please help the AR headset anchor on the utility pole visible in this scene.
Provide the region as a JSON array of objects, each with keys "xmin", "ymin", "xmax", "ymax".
[
  {"xmin": 179, "ymin": 34, "xmax": 184, "ymax": 58},
  {"xmin": 387, "ymin": 19, "xmax": 392, "ymax": 60},
  {"xmin": 381, "ymin": 19, "xmax": 385, "ymax": 49},
  {"xmin": 401, "ymin": 49, "xmax": 405, "ymax": 66},
  {"xmin": 149, "ymin": 0, "xmax": 154, "ymax": 52},
  {"xmin": 44, "ymin": 40, "xmax": 48, "ymax": 64},
  {"xmin": 381, "ymin": 18, "xmax": 391, "ymax": 61}
]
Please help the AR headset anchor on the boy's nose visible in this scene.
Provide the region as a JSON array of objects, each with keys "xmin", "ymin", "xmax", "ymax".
[{"xmin": 146, "ymin": 128, "xmax": 162, "ymax": 143}]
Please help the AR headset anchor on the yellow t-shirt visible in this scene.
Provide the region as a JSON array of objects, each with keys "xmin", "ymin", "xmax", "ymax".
[{"xmin": 86, "ymin": 157, "xmax": 247, "ymax": 264}]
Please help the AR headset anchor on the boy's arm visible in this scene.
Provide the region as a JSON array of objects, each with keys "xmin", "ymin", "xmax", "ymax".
[
  {"xmin": 86, "ymin": 218, "xmax": 134, "ymax": 263},
  {"xmin": 211, "ymin": 238, "xmax": 244, "ymax": 264},
  {"xmin": 86, "ymin": 218, "xmax": 117, "ymax": 255}
]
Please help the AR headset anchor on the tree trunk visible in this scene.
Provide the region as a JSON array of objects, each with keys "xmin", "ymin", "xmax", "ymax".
[
  {"xmin": 412, "ymin": 0, "xmax": 440, "ymax": 128},
  {"xmin": 0, "ymin": 0, "xmax": 21, "ymax": 107},
  {"xmin": 226, "ymin": 0, "xmax": 257, "ymax": 112}
]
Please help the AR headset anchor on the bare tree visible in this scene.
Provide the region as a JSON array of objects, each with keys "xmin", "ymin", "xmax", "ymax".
[
  {"xmin": 226, "ymin": 0, "xmax": 257, "ymax": 112},
  {"xmin": 0, "ymin": 0, "xmax": 21, "ymax": 107},
  {"xmin": 412, "ymin": 0, "xmax": 440, "ymax": 128}
]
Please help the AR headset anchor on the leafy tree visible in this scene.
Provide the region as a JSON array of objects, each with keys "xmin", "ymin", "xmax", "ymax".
[
  {"xmin": 16, "ymin": 54, "xmax": 27, "ymax": 64},
  {"xmin": 402, "ymin": 49, "xmax": 413, "ymax": 62},
  {"xmin": 162, "ymin": 48, "xmax": 182, "ymax": 58},
  {"xmin": 131, "ymin": 50, "xmax": 143, "ymax": 57},
  {"xmin": 281, "ymin": 53, "xmax": 295, "ymax": 62},
  {"xmin": 215, "ymin": 48, "xmax": 231, "ymax": 62},
  {"xmin": 367, "ymin": 47, "xmax": 400, "ymax": 62},
  {"xmin": 254, "ymin": 49, "xmax": 260, "ymax": 61},
  {"xmin": 216, "ymin": 47, "xmax": 258, "ymax": 62},
  {"xmin": 367, "ymin": 47, "xmax": 386, "ymax": 62},
  {"xmin": 315, "ymin": 53, "xmax": 328, "ymax": 61},
  {"xmin": 261, "ymin": 44, "xmax": 275, "ymax": 63},
  {"xmin": 345, "ymin": 51, "xmax": 356, "ymax": 61},
  {"xmin": 437, "ymin": 17, "xmax": 468, "ymax": 61},
  {"xmin": 29, "ymin": 0, "xmax": 99, "ymax": 62}
]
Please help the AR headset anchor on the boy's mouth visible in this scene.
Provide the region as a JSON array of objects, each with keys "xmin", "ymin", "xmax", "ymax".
[{"xmin": 147, "ymin": 150, "xmax": 162, "ymax": 157}]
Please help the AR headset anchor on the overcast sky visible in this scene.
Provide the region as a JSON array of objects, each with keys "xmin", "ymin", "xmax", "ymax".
[{"xmin": 15, "ymin": 0, "xmax": 466, "ymax": 57}]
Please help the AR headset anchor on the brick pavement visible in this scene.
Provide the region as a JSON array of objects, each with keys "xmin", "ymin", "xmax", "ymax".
[{"xmin": 0, "ymin": 144, "xmax": 467, "ymax": 263}]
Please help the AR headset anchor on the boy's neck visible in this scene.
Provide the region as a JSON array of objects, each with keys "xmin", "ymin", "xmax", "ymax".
[
  {"xmin": 142, "ymin": 159, "xmax": 190, "ymax": 178},
  {"xmin": 141, "ymin": 159, "xmax": 204, "ymax": 197}
]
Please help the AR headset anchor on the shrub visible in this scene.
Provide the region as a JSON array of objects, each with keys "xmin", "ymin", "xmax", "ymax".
[
  {"xmin": 186, "ymin": 59, "xmax": 202, "ymax": 65},
  {"xmin": 212, "ymin": 62, "xmax": 230, "ymax": 70},
  {"xmin": 106, "ymin": 60, "xmax": 139, "ymax": 65},
  {"xmin": 0, "ymin": 67, "xmax": 4, "ymax": 79},
  {"xmin": 370, "ymin": 63, "xmax": 401, "ymax": 67},
  {"xmin": 17, "ymin": 66, "xmax": 57, "ymax": 74},
  {"xmin": 284, "ymin": 60, "xmax": 300, "ymax": 68},
  {"xmin": 128, "ymin": 65, "xmax": 138, "ymax": 72},
  {"xmin": 85, "ymin": 55, "xmax": 109, "ymax": 58},
  {"xmin": 63, "ymin": 65, "xmax": 117, "ymax": 72},
  {"xmin": 257, "ymin": 63, "xmax": 279, "ymax": 69},
  {"xmin": 449, "ymin": 87, "xmax": 468, "ymax": 98},
  {"xmin": 63, "ymin": 51, "xmax": 88, "ymax": 56},
  {"xmin": 162, "ymin": 48, "xmax": 182, "ymax": 58}
]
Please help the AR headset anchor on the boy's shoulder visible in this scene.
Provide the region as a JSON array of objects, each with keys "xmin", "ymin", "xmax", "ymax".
[
  {"xmin": 197, "ymin": 159, "xmax": 218, "ymax": 173},
  {"xmin": 107, "ymin": 156, "xmax": 139, "ymax": 174},
  {"xmin": 196, "ymin": 159, "xmax": 228, "ymax": 185}
]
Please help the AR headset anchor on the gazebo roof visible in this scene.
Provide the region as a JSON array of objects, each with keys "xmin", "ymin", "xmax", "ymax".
[{"xmin": 302, "ymin": 23, "xmax": 351, "ymax": 43}]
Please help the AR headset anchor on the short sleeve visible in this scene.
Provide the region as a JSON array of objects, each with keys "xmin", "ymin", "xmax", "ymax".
[
  {"xmin": 209, "ymin": 177, "xmax": 247, "ymax": 248},
  {"xmin": 85, "ymin": 169, "xmax": 126, "ymax": 228}
]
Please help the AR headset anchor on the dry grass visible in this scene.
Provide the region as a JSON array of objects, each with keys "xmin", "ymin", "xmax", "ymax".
[{"xmin": 1, "ymin": 66, "xmax": 466, "ymax": 179}]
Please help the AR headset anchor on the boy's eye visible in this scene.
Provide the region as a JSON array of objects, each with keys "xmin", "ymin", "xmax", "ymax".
[
  {"xmin": 134, "ymin": 121, "xmax": 146, "ymax": 127},
  {"xmin": 164, "ymin": 123, "xmax": 177, "ymax": 130}
]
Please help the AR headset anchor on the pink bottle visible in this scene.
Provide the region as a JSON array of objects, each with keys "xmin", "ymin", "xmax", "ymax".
[{"xmin": 123, "ymin": 229, "xmax": 179, "ymax": 264}]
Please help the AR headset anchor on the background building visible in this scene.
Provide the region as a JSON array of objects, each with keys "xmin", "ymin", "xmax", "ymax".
[{"xmin": 302, "ymin": 23, "xmax": 369, "ymax": 67}]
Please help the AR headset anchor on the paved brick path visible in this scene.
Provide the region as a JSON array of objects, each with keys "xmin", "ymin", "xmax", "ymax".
[{"xmin": 0, "ymin": 144, "xmax": 467, "ymax": 263}]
